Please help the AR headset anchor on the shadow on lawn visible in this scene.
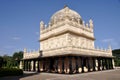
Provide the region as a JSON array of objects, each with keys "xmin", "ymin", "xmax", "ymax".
[{"xmin": 0, "ymin": 71, "xmax": 40, "ymax": 80}]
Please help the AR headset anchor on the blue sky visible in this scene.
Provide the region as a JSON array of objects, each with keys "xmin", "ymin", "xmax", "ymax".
[{"xmin": 0, "ymin": 0, "xmax": 120, "ymax": 56}]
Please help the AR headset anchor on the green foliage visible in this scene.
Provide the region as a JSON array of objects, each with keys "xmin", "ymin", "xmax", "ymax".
[
  {"xmin": 0, "ymin": 51, "xmax": 23, "ymax": 68},
  {"xmin": 0, "ymin": 51, "xmax": 23, "ymax": 77},
  {"xmin": 2, "ymin": 55, "xmax": 13, "ymax": 68},
  {"xmin": 0, "ymin": 56, "xmax": 3, "ymax": 68},
  {"xmin": 112, "ymin": 49, "xmax": 120, "ymax": 66},
  {"xmin": 0, "ymin": 68, "xmax": 23, "ymax": 77},
  {"xmin": 12, "ymin": 51, "xmax": 23, "ymax": 60},
  {"xmin": 12, "ymin": 51, "xmax": 23, "ymax": 68}
]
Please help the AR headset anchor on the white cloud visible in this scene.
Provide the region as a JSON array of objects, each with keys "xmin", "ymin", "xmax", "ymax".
[
  {"xmin": 12, "ymin": 37, "xmax": 21, "ymax": 40},
  {"xmin": 0, "ymin": 50, "xmax": 7, "ymax": 56},
  {"xmin": 101, "ymin": 38, "xmax": 120, "ymax": 49},
  {"xmin": 101, "ymin": 38, "xmax": 113, "ymax": 43},
  {"xmin": 35, "ymin": 32, "xmax": 39, "ymax": 35},
  {"xmin": 4, "ymin": 45, "xmax": 14, "ymax": 49}
]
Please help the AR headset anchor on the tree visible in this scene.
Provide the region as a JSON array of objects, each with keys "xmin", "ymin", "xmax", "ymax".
[
  {"xmin": 112, "ymin": 49, "xmax": 120, "ymax": 66},
  {"xmin": 0, "ymin": 51, "xmax": 23, "ymax": 68},
  {"xmin": 12, "ymin": 51, "xmax": 23, "ymax": 60},
  {"xmin": 12, "ymin": 51, "xmax": 23, "ymax": 68},
  {"xmin": 2, "ymin": 55, "xmax": 13, "ymax": 68},
  {"xmin": 0, "ymin": 56, "xmax": 3, "ymax": 68}
]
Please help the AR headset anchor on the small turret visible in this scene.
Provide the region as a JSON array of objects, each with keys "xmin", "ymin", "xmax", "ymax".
[
  {"xmin": 108, "ymin": 44, "xmax": 112, "ymax": 52},
  {"xmin": 53, "ymin": 17, "xmax": 56, "ymax": 24},
  {"xmin": 83, "ymin": 21, "xmax": 85, "ymax": 27},
  {"xmin": 48, "ymin": 22, "xmax": 51, "ymax": 27},
  {"xmin": 96, "ymin": 46, "xmax": 99, "ymax": 50},
  {"xmin": 89, "ymin": 19, "xmax": 93, "ymax": 28},
  {"xmin": 45, "ymin": 24, "xmax": 47, "ymax": 28},
  {"xmin": 64, "ymin": 5, "xmax": 68, "ymax": 8},
  {"xmin": 40, "ymin": 21, "xmax": 45, "ymax": 31},
  {"xmin": 77, "ymin": 18, "xmax": 80, "ymax": 24},
  {"xmin": 86, "ymin": 23, "xmax": 89, "ymax": 28},
  {"xmin": 24, "ymin": 48, "xmax": 27, "ymax": 53}
]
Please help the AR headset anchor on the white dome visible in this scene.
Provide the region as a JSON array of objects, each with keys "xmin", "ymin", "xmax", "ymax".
[{"xmin": 49, "ymin": 6, "xmax": 83, "ymax": 25}]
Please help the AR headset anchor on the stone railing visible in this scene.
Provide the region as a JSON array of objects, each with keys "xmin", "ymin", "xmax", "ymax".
[
  {"xmin": 40, "ymin": 20, "xmax": 94, "ymax": 40},
  {"xmin": 42, "ymin": 46, "xmax": 112, "ymax": 57},
  {"xmin": 41, "ymin": 18, "xmax": 93, "ymax": 34},
  {"xmin": 23, "ymin": 51, "xmax": 40, "ymax": 59},
  {"xmin": 40, "ymin": 23, "xmax": 94, "ymax": 41},
  {"xmin": 23, "ymin": 46, "xmax": 112, "ymax": 59}
]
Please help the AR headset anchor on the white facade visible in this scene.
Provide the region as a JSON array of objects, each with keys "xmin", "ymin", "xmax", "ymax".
[
  {"xmin": 21, "ymin": 6, "xmax": 114, "ymax": 74},
  {"xmin": 23, "ymin": 6, "xmax": 113, "ymax": 59}
]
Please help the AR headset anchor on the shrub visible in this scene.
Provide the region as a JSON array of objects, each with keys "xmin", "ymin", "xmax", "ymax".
[{"xmin": 0, "ymin": 68, "xmax": 23, "ymax": 77}]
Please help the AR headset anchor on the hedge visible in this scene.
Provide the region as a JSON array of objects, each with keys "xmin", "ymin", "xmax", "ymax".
[{"xmin": 0, "ymin": 68, "xmax": 23, "ymax": 77}]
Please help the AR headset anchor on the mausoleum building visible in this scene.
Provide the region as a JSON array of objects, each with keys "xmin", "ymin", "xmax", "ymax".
[{"xmin": 20, "ymin": 6, "xmax": 115, "ymax": 74}]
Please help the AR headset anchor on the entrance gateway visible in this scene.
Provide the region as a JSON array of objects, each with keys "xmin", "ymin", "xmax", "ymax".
[{"xmin": 19, "ymin": 6, "xmax": 115, "ymax": 74}]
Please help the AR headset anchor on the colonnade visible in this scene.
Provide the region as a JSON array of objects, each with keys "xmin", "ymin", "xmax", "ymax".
[{"xmin": 20, "ymin": 56, "xmax": 114, "ymax": 74}]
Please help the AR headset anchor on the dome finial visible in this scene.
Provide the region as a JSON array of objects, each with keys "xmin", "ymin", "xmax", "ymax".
[{"xmin": 64, "ymin": 5, "xmax": 68, "ymax": 8}]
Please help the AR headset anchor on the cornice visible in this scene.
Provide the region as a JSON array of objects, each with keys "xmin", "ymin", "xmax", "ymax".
[{"xmin": 40, "ymin": 29, "xmax": 95, "ymax": 42}]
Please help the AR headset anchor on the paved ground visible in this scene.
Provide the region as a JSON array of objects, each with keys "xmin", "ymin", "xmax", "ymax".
[{"xmin": 1, "ymin": 69, "xmax": 120, "ymax": 80}]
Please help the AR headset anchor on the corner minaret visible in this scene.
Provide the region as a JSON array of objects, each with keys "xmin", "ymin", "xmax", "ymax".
[
  {"xmin": 108, "ymin": 44, "xmax": 112, "ymax": 52},
  {"xmin": 40, "ymin": 21, "xmax": 45, "ymax": 31},
  {"xmin": 89, "ymin": 19, "xmax": 93, "ymax": 29},
  {"xmin": 24, "ymin": 48, "xmax": 27, "ymax": 53}
]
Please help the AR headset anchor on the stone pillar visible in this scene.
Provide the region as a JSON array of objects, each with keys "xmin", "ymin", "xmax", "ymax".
[
  {"xmin": 100, "ymin": 59, "xmax": 102, "ymax": 70},
  {"xmin": 31, "ymin": 61, "xmax": 33, "ymax": 71},
  {"xmin": 75, "ymin": 56, "xmax": 79, "ymax": 73},
  {"xmin": 29, "ymin": 60, "xmax": 31, "ymax": 71},
  {"xmin": 23, "ymin": 60, "xmax": 25, "ymax": 71},
  {"xmin": 33, "ymin": 60, "xmax": 36, "ymax": 71},
  {"xmin": 92, "ymin": 57, "xmax": 95, "ymax": 71},
  {"xmin": 69, "ymin": 56, "xmax": 73, "ymax": 74},
  {"xmin": 48, "ymin": 58, "xmax": 51, "ymax": 72},
  {"xmin": 87, "ymin": 57, "xmax": 90, "ymax": 72},
  {"xmin": 108, "ymin": 58, "xmax": 111, "ymax": 69},
  {"xmin": 81, "ymin": 57, "xmax": 84, "ymax": 73},
  {"xmin": 109, "ymin": 58, "xmax": 111, "ymax": 69},
  {"xmin": 110, "ymin": 58, "xmax": 113, "ymax": 69},
  {"xmin": 105, "ymin": 58, "xmax": 108, "ymax": 70},
  {"xmin": 43, "ymin": 59, "xmax": 45, "ymax": 71},
  {"xmin": 26, "ymin": 61, "xmax": 28, "ymax": 71},
  {"xmin": 95, "ymin": 58, "xmax": 98, "ymax": 71},
  {"xmin": 61, "ymin": 57, "xmax": 65, "ymax": 73},
  {"xmin": 108, "ymin": 58, "xmax": 110, "ymax": 69},
  {"xmin": 98, "ymin": 58, "xmax": 101, "ymax": 71},
  {"xmin": 37, "ymin": 60, "xmax": 40, "ymax": 72},
  {"xmin": 28, "ymin": 61, "xmax": 30, "ymax": 71},
  {"xmin": 27, "ymin": 61, "xmax": 29, "ymax": 71},
  {"xmin": 107, "ymin": 59, "xmax": 109, "ymax": 69},
  {"xmin": 108, "ymin": 58, "xmax": 112, "ymax": 69},
  {"xmin": 112, "ymin": 58, "xmax": 115, "ymax": 69},
  {"xmin": 55, "ymin": 58, "xmax": 58, "ymax": 73},
  {"xmin": 78, "ymin": 56, "xmax": 82, "ymax": 73},
  {"xmin": 102, "ymin": 58, "xmax": 105, "ymax": 70},
  {"xmin": 19, "ymin": 60, "xmax": 23, "ymax": 69}
]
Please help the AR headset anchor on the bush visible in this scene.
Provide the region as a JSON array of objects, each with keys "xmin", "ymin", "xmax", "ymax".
[{"xmin": 0, "ymin": 68, "xmax": 23, "ymax": 77}]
